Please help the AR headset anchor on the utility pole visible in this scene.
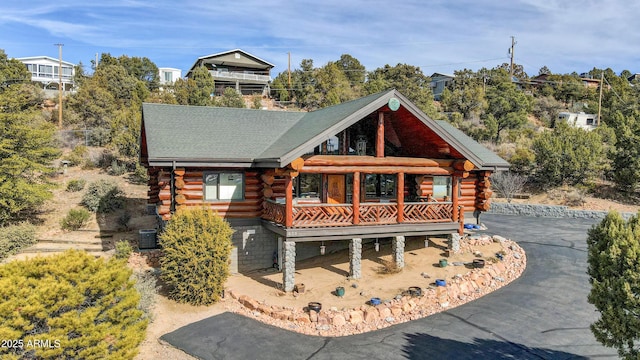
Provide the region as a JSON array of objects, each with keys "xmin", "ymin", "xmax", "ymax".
[
  {"xmin": 597, "ymin": 72, "xmax": 604, "ymax": 126},
  {"xmin": 509, "ymin": 36, "xmax": 516, "ymax": 77},
  {"xmin": 55, "ymin": 43, "xmax": 64, "ymax": 128},
  {"xmin": 287, "ymin": 52, "xmax": 291, "ymax": 89}
]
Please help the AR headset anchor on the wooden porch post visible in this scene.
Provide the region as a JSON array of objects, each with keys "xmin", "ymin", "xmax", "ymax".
[
  {"xmin": 397, "ymin": 172, "xmax": 404, "ymax": 223},
  {"xmin": 285, "ymin": 175, "xmax": 293, "ymax": 227},
  {"xmin": 376, "ymin": 112, "xmax": 384, "ymax": 158},
  {"xmin": 452, "ymin": 175, "xmax": 459, "ymax": 222},
  {"xmin": 353, "ymin": 172, "xmax": 360, "ymax": 225}
]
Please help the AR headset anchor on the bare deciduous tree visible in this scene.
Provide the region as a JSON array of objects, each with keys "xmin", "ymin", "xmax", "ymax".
[{"xmin": 491, "ymin": 171, "xmax": 527, "ymax": 203}]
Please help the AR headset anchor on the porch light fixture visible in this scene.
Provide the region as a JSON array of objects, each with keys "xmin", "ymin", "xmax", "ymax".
[
  {"xmin": 320, "ymin": 241, "xmax": 326, "ymax": 255},
  {"xmin": 375, "ymin": 238, "xmax": 380, "ymax": 252},
  {"xmin": 356, "ymin": 135, "xmax": 367, "ymax": 156}
]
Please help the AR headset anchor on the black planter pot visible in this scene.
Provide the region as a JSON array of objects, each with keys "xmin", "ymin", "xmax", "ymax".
[
  {"xmin": 308, "ymin": 302, "xmax": 322, "ymax": 313},
  {"xmin": 408, "ymin": 286, "xmax": 422, "ymax": 297},
  {"xmin": 473, "ymin": 259, "xmax": 485, "ymax": 268}
]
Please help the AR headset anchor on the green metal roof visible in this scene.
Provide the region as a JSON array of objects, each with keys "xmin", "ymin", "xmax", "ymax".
[
  {"xmin": 141, "ymin": 90, "xmax": 509, "ymax": 170},
  {"xmin": 435, "ymin": 120, "xmax": 510, "ymax": 170},
  {"xmin": 142, "ymin": 103, "xmax": 303, "ymax": 165}
]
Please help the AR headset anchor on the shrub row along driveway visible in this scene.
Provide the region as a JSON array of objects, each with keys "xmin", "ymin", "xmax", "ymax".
[{"xmin": 161, "ymin": 214, "xmax": 619, "ymax": 359}]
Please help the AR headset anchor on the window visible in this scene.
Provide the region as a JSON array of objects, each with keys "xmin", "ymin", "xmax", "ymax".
[
  {"xmin": 164, "ymin": 71, "xmax": 173, "ymax": 83},
  {"xmin": 365, "ymin": 174, "xmax": 395, "ymax": 200},
  {"xmin": 203, "ymin": 172, "xmax": 244, "ymax": 201},
  {"xmin": 38, "ymin": 65, "xmax": 53, "ymax": 78},
  {"xmin": 26, "ymin": 64, "xmax": 37, "ymax": 76},
  {"xmin": 295, "ymin": 173, "xmax": 321, "ymax": 199},
  {"xmin": 62, "ymin": 66, "xmax": 73, "ymax": 78},
  {"xmin": 432, "ymin": 176, "xmax": 452, "ymax": 199}
]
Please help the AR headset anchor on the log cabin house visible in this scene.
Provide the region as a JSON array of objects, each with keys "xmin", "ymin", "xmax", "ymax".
[{"xmin": 140, "ymin": 89, "xmax": 509, "ymax": 291}]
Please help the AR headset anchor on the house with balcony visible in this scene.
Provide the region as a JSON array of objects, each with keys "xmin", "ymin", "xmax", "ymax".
[
  {"xmin": 17, "ymin": 56, "xmax": 75, "ymax": 95},
  {"xmin": 185, "ymin": 49, "xmax": 273, "ymax": 96},
  {"xmin": 140, "ymin": 89, "xmax": 508, "ymax": 291}
]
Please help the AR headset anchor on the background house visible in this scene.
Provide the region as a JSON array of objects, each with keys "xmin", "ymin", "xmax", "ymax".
[
  {"xmin": 558, "ymin": 112, "xmax": 598, "ymax": 131},
  {"xmin": 17, "ymin": 56, "xmax": 75, "ymax": 97},
  {"xmin": 158, "ymin": 67, "xmax": 182, "ymax": 88},
  {"xmin": 430, "ymin": 72, "xmax": 454, "ymax": 100},
  {"xmin": 185, "ymin": 49, "xmax": 273, "ymax": 96}
]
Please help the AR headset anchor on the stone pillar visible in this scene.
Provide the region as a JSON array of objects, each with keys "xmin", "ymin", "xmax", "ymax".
[
  {"xmin": 392, "ymin": 235, "xmax": 405, "ymax": 269},
  {"xmin": 449, "ymin": 233, "xmax": 462, "ymax": 254},
  {"xmin": 349, "ymin": 238, "xmax": 362, "ymax": 279},
  {"xmin": 282, "ymin": 241, "xmax": 296, "ymax": 292}
]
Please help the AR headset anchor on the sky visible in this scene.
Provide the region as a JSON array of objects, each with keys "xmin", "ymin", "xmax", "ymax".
[{"xmin": 1, "ymin": 0, "xmax": 639, "ymax": 78}]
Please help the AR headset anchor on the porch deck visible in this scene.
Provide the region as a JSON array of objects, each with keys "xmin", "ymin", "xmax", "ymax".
[{"xmin": 262, "ymin": 199, "xmax": 463, "ymax": 241}]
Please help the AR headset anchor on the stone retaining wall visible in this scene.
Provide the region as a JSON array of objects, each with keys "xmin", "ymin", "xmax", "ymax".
[
  {"xmin": 487, "ymin": 202, "xmax": 634, "ymax": 220},
  {"xmin": 227, "ymin": 236, "xmax": 526, "ymax": 337}
]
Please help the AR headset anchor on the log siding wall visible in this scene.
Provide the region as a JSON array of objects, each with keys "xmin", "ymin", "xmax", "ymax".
[{"xmin": 155, "ymin": 168, "xmax": 263, "ymax": 221}]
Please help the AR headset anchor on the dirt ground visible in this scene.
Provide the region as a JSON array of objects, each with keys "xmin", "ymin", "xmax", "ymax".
[{"xmin": 12, "ymin": 165, "xmax": 639, "ymax": 360}]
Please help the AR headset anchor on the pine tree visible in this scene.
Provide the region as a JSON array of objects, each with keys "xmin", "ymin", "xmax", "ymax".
[{"xmin": 587, "ymin": 211, "xmax": 640, "ymax": 359}]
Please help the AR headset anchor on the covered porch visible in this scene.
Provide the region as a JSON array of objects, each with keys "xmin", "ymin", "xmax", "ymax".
[
  {"xmin": 260, "ymin": 155, "xmax": 470, "ymax": 292},
  {"xmin": 261, "ymin": 155, "xmax": 469, "ymax": 233}
]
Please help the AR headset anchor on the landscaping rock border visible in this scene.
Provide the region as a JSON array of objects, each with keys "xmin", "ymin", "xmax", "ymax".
[
  {"xmin": 226, "ymin": 235, "xmax": 526, "ymax": 337},
  {"xmin": 488, "ymin": 202, "xmax": 634, "ymax": 220}
]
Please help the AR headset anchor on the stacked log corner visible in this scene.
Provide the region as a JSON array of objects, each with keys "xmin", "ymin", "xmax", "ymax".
[
  {"xmin": 262, "ymin": 170, "xmax": 287, "ymax": 201},
  {"xmin": 147, "ymin": 167, "xmax": 160, "ymax": 205},
  {"xmin": 156, "ymin": 168, "xmax": 263, "ymax": 221},
  {"xmin": 474, "ymin": 171, "xmax": 492, "ymax": 211}
]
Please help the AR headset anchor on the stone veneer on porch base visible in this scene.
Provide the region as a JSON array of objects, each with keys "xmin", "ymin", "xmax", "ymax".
[{"xmin": 226, "ymin": 234, "xmax": 526, "ymax": 337}]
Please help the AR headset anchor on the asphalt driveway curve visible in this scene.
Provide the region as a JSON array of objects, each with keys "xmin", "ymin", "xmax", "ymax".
[{"xmin": 161, "ymin": 214, "xmax": 620, "ymax": 359}]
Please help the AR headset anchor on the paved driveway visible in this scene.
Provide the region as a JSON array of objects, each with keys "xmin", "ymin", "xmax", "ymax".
[{"xmin": 161, "ymin": 214, "xmax": 619, "ymax": 359}]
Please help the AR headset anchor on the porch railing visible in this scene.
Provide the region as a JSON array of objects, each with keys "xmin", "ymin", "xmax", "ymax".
[
  {"xmin": 359, "ymin": 203, "xmax": 398, "ymax": 224},
  {"xmin": 403, "ymin": 202, "xmax": 454, "ymax": 223},
  {"xmin": 263, "ymin": 200, "xmax": 455, "ymax": 228},
  {"xmin": 262, "ymin": 200, "xmax": 285, "ymax": 224},
  {"xmin": 293, "ymin": 203, "xmax": 354, "ymax": 227}
]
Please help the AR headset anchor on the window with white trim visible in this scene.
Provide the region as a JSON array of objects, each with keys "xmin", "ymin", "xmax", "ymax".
[{"xmin": 203, "ymin": 172, "xmax": 244, "ymax": 201}]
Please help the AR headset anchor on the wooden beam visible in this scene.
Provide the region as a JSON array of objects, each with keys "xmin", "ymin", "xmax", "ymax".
[
  {"xmin": 285, "ymin": 176, "xmax": 293, "ymax": 227},
  {"xmin": 377, "ymin": 112, "xmax": 384, "ymax": 158},
  {"xmin": 397, "ymin": 172, "xmax": 404, "ymax": 223},
  {"xmin": 304, "ymin": 155, "xmax": 439, "ymax": 167},
  {"xmin": 452, "ymin": 160, "xmax": 475, "ymax": 172},
  {"xmin": 353, "ymin": 171, "xmax": 360, "ymax": 225},
  {"xmin": 452, "ymin": 175, "xmax": 459, "ymax": 222},
  {"xmin": 288, "ymin": 157, "xmax": 305, "ymax": 171},
  {"xmin": 301, "ymin": 165, "xmax": 453, "ymax": 175}
]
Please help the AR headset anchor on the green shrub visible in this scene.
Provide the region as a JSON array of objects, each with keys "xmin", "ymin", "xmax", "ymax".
[
  {"xmin": 115, "ymin": 240, "xmax": 133, "ymax": 259},
  {"xmin": 108, "ymin": 159, "xmax": 127, "ymax": 176},
  {"xmin": 0, "ymin": 223, "xmax": 36, "ymax": 261},
  {"xmin": 81, "ymin": 179, "xmax": 126, "ymax": 213},
  {"xmin": 61, "ymin": 145, "xmax": 88, "ymax": 167},
  {"xmin": 60, "ymin": 208, "xmax": 92, "ymax": 231},
  {"xmin": 160, "ymin": 208, "xmax": 233, "ymax": 305},
  {"xmin": 0, "ymin": 250, "xmax": 147, "ymax": 359},
  {"xmin": 128, "ymin": 163, "xmax": 149, "ymax": 185},
  {"xmin": 117, "ymin": 211, "xmax": 132, "ymax": 231},
  {"xmin": 133, "ymin": 270, "xmax": 158, "ymax": 321},
  {"xmin": 65, "ymin": 179, "xmax": 87, "ymax": 192}
]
